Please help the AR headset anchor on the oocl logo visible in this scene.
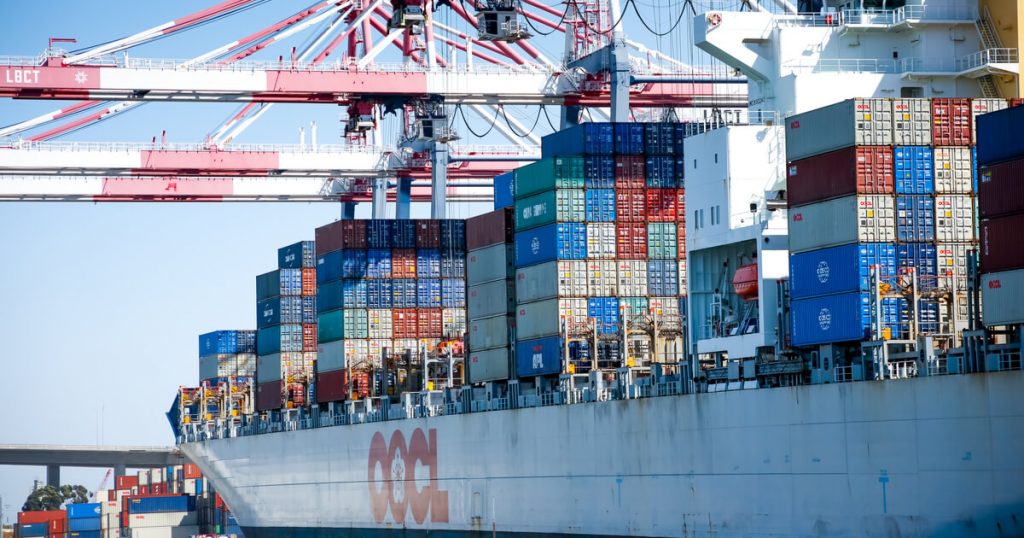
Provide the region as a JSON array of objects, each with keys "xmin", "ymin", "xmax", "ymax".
[
  {"xmin": 818, "ymin": 307, "xmax": 832, "ymax": 331},
  {"xmin": 368, "ymin": 428, "xmax": 449, "ymax": 525},
  {"xmin": 816, "ymin": 261, "xmax": 830, "ymax": 283}
]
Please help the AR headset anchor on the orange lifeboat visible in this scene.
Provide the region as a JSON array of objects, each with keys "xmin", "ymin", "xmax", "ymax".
[{"xmin": 732, "ymin": 264, "xmax": 759, "ymax": 301}]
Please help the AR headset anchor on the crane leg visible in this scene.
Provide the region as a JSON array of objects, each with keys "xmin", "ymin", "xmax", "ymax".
[
  {"xmin": 341, "ymin": 202, "xmax": 356, "ymax": 220},
  {"xmin": 430, "ymin": 142, "xmax": 448, "ymax": 219},
  {"xmin": 371, "ymin": 177, "xmax": 388, "ymax": 219},
  {"xmin": 396, "ymin": 176, "xmax": 412, "ymax": 219}
]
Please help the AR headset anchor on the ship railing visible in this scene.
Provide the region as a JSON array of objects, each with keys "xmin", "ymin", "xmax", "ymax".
[
  {"xmin": 540, "ymin": 391, "xmax": 562, "ymax": 407},
  {"xmin": 834, "ymin": 365, "xmax": 855, "ymax": 383},
  {"xmin": 887, "ymin": 360, "xmax": 918, "ymax": 380},
  {"xmin": 444, "ymin": 402, "xmax": 461, "ymax": 415},
  {"xmin": 490, "ymin": 397, "xmax": 510, "ymax": 411}
]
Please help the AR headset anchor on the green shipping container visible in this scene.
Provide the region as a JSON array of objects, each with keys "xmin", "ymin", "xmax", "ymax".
[
  {"xmin": 317, "ymin": 310, "xmax": 344, "ymax": 343},
  {"xmin": 343, "ymin": 308, "xmax": 369, "ymax": 338},
  {"xmin": 647, "ymin": 223, "xmax": 678, "ymax": 259},
  {"xmin": 620, "ymin": 297, "xmax": 649, "ymax": 323},
  {"xmin": 515, "ymin": 189, "xmax": 586, "ymax": 231},
  {"xmin": 513, "ymin": 157, "xmax": 585, "ymax": 198}
]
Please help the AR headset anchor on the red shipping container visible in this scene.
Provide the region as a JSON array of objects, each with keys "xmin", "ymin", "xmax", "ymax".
[
  {"xmin": 787, "ymin": 146, "xmax": 894, "ymax": 207},
  {"xmin": 301, "ymin": 268, "xmax": 316, "ymax": 296},
  {"xmin": 116, "ymin": 475, "xmax": 139, "ymax": 489},
  {"xmin": 393, "ymin": 309, "xmax": 419, "ymax": 338},
  {"xmin": 416, "ymin": 219, "xmax": 441, "ymax": 248},
  {"xmin": 979, "ymin": 159, "xmax": 1024, "ymax": 219},
  {"xmin": 417, "ymin": 308, "xmax": 443, "ymax": 337},
  {"xmin": 616, "ymin": 223, "xmax": 647, "ymax": 259},
  {"xmin": 18, "ymin": 510, "xmax": 66, "ymax": 525},
  {"xmin": 645, "ymin": 188, "xmax": 681, "ymax": 221},
  {"xmin": 255, "ymin": 379, "xmax": 283, "ymax": 411},
  {"xmin": 108, "ymin": 490, "xmax": 116, "ymax": 501},
  {"xmin": 215, "ymin": 492, "xmax": 225, "ymax": 509},
  {"xmin": 932, "ymin": 98, "xmax": 972, "ymax": 146},
  {"xmin": 676, "ymin": 222, "xmax": 687, "ymax": 259},
  {"xmin": 1011, "ymin": 98, "xmax": 1024, "ymax": 108},
  {"xmin": 302, "ymin": 324, "xmax": 317, "ymax": 351},
  {"xmin": 139, "ymin": 485, "xmax": 149, "ymax": 495},
  {"xmin": 466, "ymin": 208, "xmax": 514, "ymax": 250},
  {"xmin": 614, "ymin": 156, "xmax": 646, "ymax": 188},
  {"xmin": 616, "ymin": 189, "xmax": 647, "ymax": 221},
  {"xmin": 982, "ymin": 212, "xmax": 1024, "ymax": 273},
  {"xmin": 183, "ymin": 463, "xmax": 202, "ymax": 480},
  {"xmin": 151, "ymin": 483, "xmax": 164, "ymax": 494},
  {"xmin": 314, "ymin": 220, "xmax": 344, "ymax": 255},
  {"xmin": 392, "ymin": 249, "xmax": 418, "ymax": 278},
  {"xmin": 316, "ymin": 369, "xmax": 347, "ymax": 403},
  {"xmin": 351, "ymin": 370, "xmax": 371, "ymax": 399}
]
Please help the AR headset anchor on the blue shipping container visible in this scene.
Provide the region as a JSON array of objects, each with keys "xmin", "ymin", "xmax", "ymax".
[
  {"xmin": 417, "ymin": 249, "xmax": 442, "ymax": 278},
  {"xmin": 128, "ymin": 495, "xmax": 196, "ymax": 514},
  {"xmin": 588, "ymin": 297, "xmax": 620, "ymax": 335},
  {"xmin": 541, "ymin": 123, "xmax": 614, "ymax": 158},
  {"xmin": 199, "ymin": 330, "xmax": 239, "ymax": 356},
  {"xmin": 790, "ymin": 292, "xmax": 899, "ymax": 347},
  {"xmin": 366, "ymin": 249, "xmax": 392, "ymax": 279},
  {"xmin": 972, "ymin": 146, "xmax": 978, "ymax": 192},
  {"xmin": 256, "ymin": 270, "xmax": 280, "ymax": 301},
  {"xmin": 393, "ymin": 220, "xmax": 417, "ymax": 248},
  {"xmin": 302, "ymin": 296, "xmax": 316, "ymax": 323},
  {"xmin": 257, "ymin": 296, "xmax": 303, "ymax": 328},
  {"xmin": 896, "ymin": 243, "xmax": 938, "ymax": 290},
  {"xmin": 583, "ymin": 155, "xmax": 615, "ymax": 188},
  {"xmin": 442, "ymin": 278, "xmax": 467, "ymax": 308},
  {"xmin": 367, "ymin": 280, "xmax": 394, "ymax": 308},
  {"xmin": 278, "ymin": 240, "xmax": 315, "ymax": 269},
  {"xmin": 898, "ymin": 298, "xmax": 939, "ymax": 336},
  {"xmin": 392, "ymin": 279, "xmax": 418, "ymax": 308},
  {"xmin": 645, "ymin": 156, "xmax": 677, "ymax": 188},
  {"xmin": 418, "ymin": 279, "xmax": 442, "ymax": 308},
  {"xmin": 789, "ymin": 243, "xmax": 897, "ymax": 300},
  {"xmin": 514, "ymin": 223, "xmax": 587, "ymax": 268},
  {"xmin": 68, "ymin": 503, "xmax": 102, "ymax": 519},
  {"xmin": 441, "ymin": 252, "xmax": 466, "ymax": 278},
  {"xmin": 316, "ymin": 250, "xmax": 343, "ymax": 284},
  {"xmin": 68, "ymin": 518, "xmax": 101, "ymax": 532},
  {"xmin": 341, "ymin": 250, "xmax": 368, "ymax": 278},
  {"xmin": 279, "ymin": 268, "xmax": 303, "ymax": 295},
  {"xmin": 614, "ymin": 123, "xmax": 645, "ymax": 155},
  {"xmin": 976, "ymin": 105, "xmax": 1024, "ymax": 166},
  {"xmin": 440, "ymin": 220, "xmax": 467, "ymax": 250},
  {"xmin": 672, "ymin": 123, "xmax": 688, "ymax": 156},
  {"xmin": 366, "ymin": 220, "xmax": 393, "ymax": 248},
  {"xmin": 18, "ymin": 523, "xmax": 47, "ymax": 537},
  {"xmin": 585, "ymin": 189, "xmax": 617, "ymax": 222},
  {"xmin": 340, "ymin": 279, "xmax": 367, "ymax": 308},
  {"xmin": 894, "ymin": 146, "xmax": 934, "ymax": 194},
  {"xmin": 256, "ymin": 324, "xmax": 303, "ymax": 354},
  {"xmin": 515, "ymin": 335, "xmax": 564, "ymax": 377},
  {"xmin": 494, "ymin": 172, "xmax": 514, "ymax": 210},
  {"xmin": 644, "ymin": 123, "xmax": 676, "ymax": 156},
  {"xmin": 647, "ymin": 260, "xmax": 679, "ymax": 296},
  {"xmin": 896, "ymin": 195, "xmax": 935, "ymax": 242},
  {"xmin": 69, "ymin": 531, "xmax": 101, "ymax": 538}
]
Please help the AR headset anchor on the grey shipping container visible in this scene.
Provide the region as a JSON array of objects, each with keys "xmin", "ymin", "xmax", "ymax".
[
  {"xmin": 892, "ymin": 98, "xmax": 932, "ymax": 146},
  {"xmin": 982, "ymin": 268, "xmax": 1024, "ymax": 326},
  {"xmin": 256, "ymin": 353, "xmax": 282, "ymax": 382},
  {"xmin": 317, "ymin": 339, "xmax": 345, "ymax": 372},
  {"xmin": 515, "ymin": 297, "xmax": 588, "ymax": 340},
  {"xmin": 788, "ymin": 195, "xmax": 896, "ymax": 253},
  {"xmin": 467, "ymin": 244, "xmax": 515, "ymax": 285},
  {"xmin": 468, "ymin": 280, "xmax": 516, "ymax": 320},
  {"xmin": 468, "ymin": 314, "xmax": 514, "ymax": 352},
  {"xmin": 786, "ymin": 98, "xmax": 892, "ymax": 160},
  {"xmin": 516, "ymin": 260, "xmax": 588, "ymax": 303},
  {"xmin": 467, "ymin": 347, "xmax": 511, "ymax": 383}
]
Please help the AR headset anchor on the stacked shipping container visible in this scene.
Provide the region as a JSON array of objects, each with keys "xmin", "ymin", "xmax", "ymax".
[
  {"xmin": 313, "ymin": 219, "xmax": 467, "ymax": 402},
  {"xmin": 976, "ymin": 105, "xmax": 1024, "ymax": 326},
  {"xmin": 514, "ymin": 123, "xmax": 687, "ymax": 375},
  {"xmin": 254, "ymin": 241, "xmax": 317, "ymax": 412},
  {"xmin": 787, "ymin": 98, "xmax": 995, "ymax": 347},
  {"xmin": 465, "ymin": 208, "xmax": 517, "ymax": 383},
  {"xmin": 196, "ymin": 330, "xmax": 256, "ymax": 390}
]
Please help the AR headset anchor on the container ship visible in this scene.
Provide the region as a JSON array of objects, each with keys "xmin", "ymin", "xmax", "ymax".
[{"xmin": 172, "ymin": 1, "xmax": 1024, "ymax": 536}]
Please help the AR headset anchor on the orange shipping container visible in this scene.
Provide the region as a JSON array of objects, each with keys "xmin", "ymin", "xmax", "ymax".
[
  {"xmin": 393, "ymin": 309, "xmax": 419, "ymax": 339},
  {"xmin": 615, "ymin": 189, "xmax": 646, "ymax": 221},
  {"xmin": 302, "ymin": 324, "xmax": 317, "ymax": 350},
  {"xmin": 932, "ymin": 98, "xmax": 972, "ymax": 145},
  {"xmin": 301, "ymin": 268, "xmax": 316, "ymax": 296},
  {"xmin": 392, "ymin": 249, "xmax": 418, "ymax": 278},
  {"xmin": 616, "ymin": 223, "xmax": 647, "ymax": 259},
  {"xmin": 417, "ymin": 308, "xmax": 443, "ymax": 338}
]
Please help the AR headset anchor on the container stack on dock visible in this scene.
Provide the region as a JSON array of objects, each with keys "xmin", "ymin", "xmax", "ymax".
[
  {"xmin": 512, "ymin": 122, "xmax": 687, "ymax": 376},
  {"xmin": 787, "ymin": 97, "xmax": 997, "ymax": 347},
  {"xmin": 976, "ymin": 104, "xmax": 1024, "ymax": 327},
  {"xmin": 16, "ymin": 511, "xmax": 65, "ymax": 538},
  {"xmin": 67, "ymin": 502, "xmax": 101, "ymax": 537},
  {"xmin": 465, "ymin": 208, "xmax": 517, "ymax": 383},
  {"xmin": 254, "ymin": 241, "xmax": 317, "ymax": 412},
  {"xmin": 313, "ymin": 218, "xmax": 468, "ymax": 400}
]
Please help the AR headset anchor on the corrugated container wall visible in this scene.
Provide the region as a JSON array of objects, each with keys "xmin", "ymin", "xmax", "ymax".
[
  {"xmin": 785, "ymin": 98, "xmax": 892, "ymax": 161},
  {"xmin": 788, "ymin": 195, "xmax": 896, "ymax": 253},
  {"xmin": 787, "ymin": 146, "xmax": 893, "ymax": 206}
]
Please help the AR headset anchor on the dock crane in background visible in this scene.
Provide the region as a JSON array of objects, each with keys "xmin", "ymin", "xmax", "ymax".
[
  {"xmin": 90, "ymin": 469, "xmax": 112, "ymax": 502},
  {"xmin": 0, "ymin": 0, "xmax": 748, "ymax": 217}
]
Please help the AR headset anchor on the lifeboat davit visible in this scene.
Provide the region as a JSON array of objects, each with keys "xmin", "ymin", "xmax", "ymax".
[{"xmin": 732, "ymin": 264, "xmax": 759, "ymax": 301}]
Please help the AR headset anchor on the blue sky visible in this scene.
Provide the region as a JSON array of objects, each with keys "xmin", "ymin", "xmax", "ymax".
[{"xmin": 0, "ymin": 0, "xmax": 707, "ymax": 517}]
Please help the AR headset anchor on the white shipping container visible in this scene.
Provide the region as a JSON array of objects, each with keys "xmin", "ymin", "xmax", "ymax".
[
  {"xmin": 468, "ymin": 347, "xmax": 511, "ymax": 383},
  {"xmin": 317, "ymin": 340, "xmax": 345, "ymax": 372},
  {"xmin": 785, "ymin": 98, "xmax": 892, "ymax": 160},
  {"xmin": 151, "ymin": 468, "xmax": 164, "ymax": 484},
  {"xmin": 934, "ymin": 195, "xmax": 975, "ymax": 242},
  {"xmin": 516, "ymin": 298, "xmax": 588, "ymax": 339},
  {"xmin": 368, "ymin": 339, "xmax": 389, "ymax": 364},
  {"xmin": 183, "ymin": 478, "xmax": 197, "ymax": 495},
  {"xmin": 678, "ymin": 259, "xmax": 688, "ymax": 295},
  {"xmin": 934, "ymin": 146, "xmax": 973, "ymax": 194},
  {"xmin": 127, "ymin": 525, "xmax": 200, "ymax": 538},
  {"xmin": 586, "ymin": 223, "xmax": 616, "ymax": 259},
  {"xmin": 648, "ymin": 297, "xmax": 683, "ymax": 331},
  {"xmin": 616, "ymin": 260, "xmax": 649, "ymax": 296},
  {"xmin": 467, "ymin": 244, "xmax": 514, "ymax": 285},
  {"xmin": 101, "ymin": 500, "xmax": 118, "ymax": 516},
  {"xmin": 936, "ymin": 243, "xmax": 969, "ymax": 291},
  {"xmin": 515, "ymin": 261, "xmax": 587, "ymax": 303},
  {"xmin": 468, "ymin": 315, "xmax": 512, "ymax": 352},
  {"xmin": 344, "ymin": 340, "xmax": 369, "ymax": 364},
  {"xmin": 367, "ymin": 309, "xmax": 393, "ymax": 339},
  {"xmin": 394, "ymin": 339, "xmax": 419, "ymax": 354},
  {"xmin": 127, "ymin": 512, "xmax": 197, "ymax": 528},
  {"xmin": 971, "ymin": 98, "xmax": 1008, "ymax": 141},
  {"xmin": 788, "ymin": 195, "xmax": 896, "ymax": 253},
  {"xmin": 443, "ymin": 308, "xmax": 467, "ymax": 337},
  {"xmin": 417, "ymin": 338, "xmax": 441, "ymax": 353},
  {"xmin": 892, "ymin": 98, "xmax": 932, "ymax": 146},
  {"xmin": 982, "ymin": 268, "xmax": 1024, "ymax": 326},
  {"xmin": 587, "ymin": 260, "xmax": 618, "ymax": 296}
]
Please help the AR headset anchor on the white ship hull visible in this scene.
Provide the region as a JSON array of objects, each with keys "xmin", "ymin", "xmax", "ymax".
[{"xmin": 182, "ymin": 370, "xmax": 1024, "ymax": 537}]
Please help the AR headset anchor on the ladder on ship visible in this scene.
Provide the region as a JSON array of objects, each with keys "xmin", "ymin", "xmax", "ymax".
[{"xmin": 975, "ymin": 6, "xmax": 1003, "ymax": 98}]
